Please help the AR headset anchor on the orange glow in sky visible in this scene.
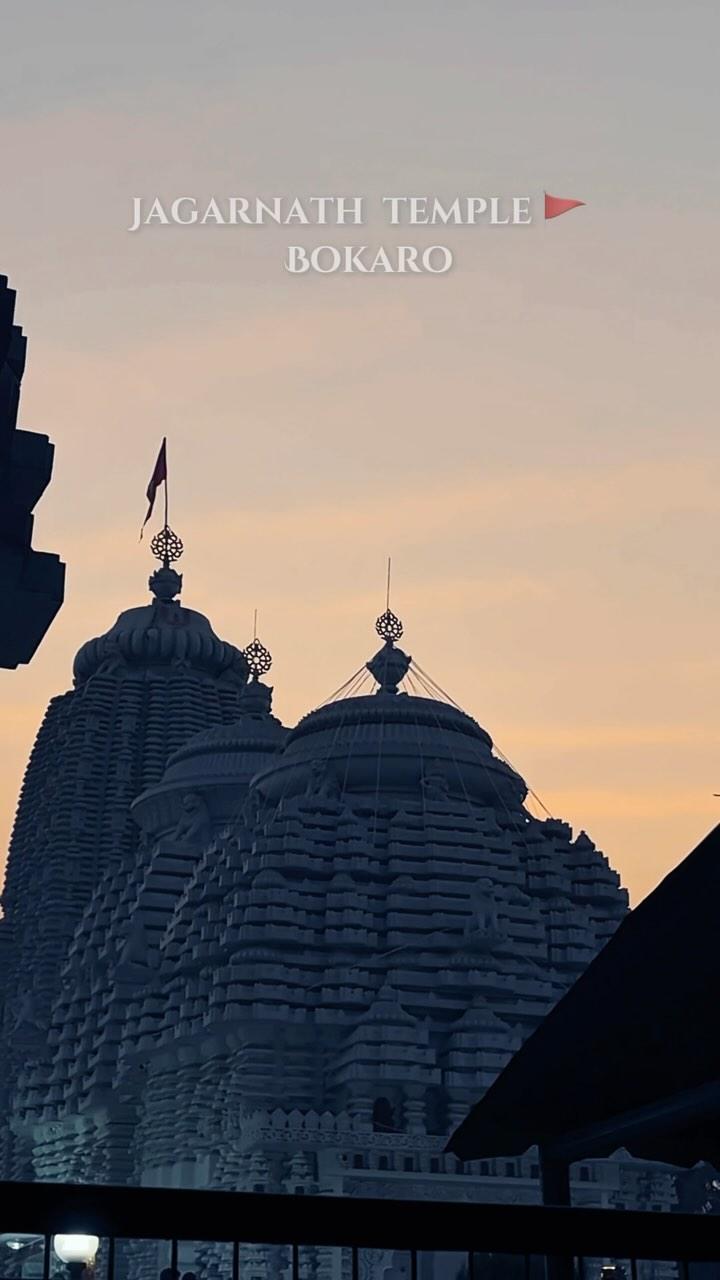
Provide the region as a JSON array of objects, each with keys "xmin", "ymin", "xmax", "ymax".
[{"xmin": 2, "ymin": 0, "xmax": 720, "ymax": 905}]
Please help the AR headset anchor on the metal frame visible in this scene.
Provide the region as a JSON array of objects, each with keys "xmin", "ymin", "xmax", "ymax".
[
  {"xmin": 1, "ymin": 1181, "xmax": 720, "ymax": 1266},
  {"xmin": 541, "ymin": 1081, "xmax": 720, "ymax": 1165}
]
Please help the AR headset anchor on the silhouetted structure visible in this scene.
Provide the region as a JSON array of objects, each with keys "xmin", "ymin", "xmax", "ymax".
[
  {"xmin": 0, "ymin": 536, "xmax": 249, "ymax": 1178},
  {"xmin": 0, "ymin": 274, "xmax": 64, "ymax": 668},
  {"xmin": 448, "ymin": 823, "xmax": 720, "ymax": 1195},
  {"xmin": 0, "ymin": 586, "xmax": 672, "ymax": 1219}
]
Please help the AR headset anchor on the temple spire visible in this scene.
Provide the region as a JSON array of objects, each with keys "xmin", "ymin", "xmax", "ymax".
[
  {"xmin": 367, "ymin": 576, "xmax": 411, "ymax": 694},
  {"xmin": 244, "ymin": 632, "xmax": 273, "ymax": 683},
  {"xmin": 140, "ymin": 438, "xmax": 184, "ymax": 600},
  {"xmin": 148, "ymin": 523, "xmax": 184, "ymax": 602},
  {"xmin": 242, "ymin": 628, "xmax": 274, "ymax": 714}
]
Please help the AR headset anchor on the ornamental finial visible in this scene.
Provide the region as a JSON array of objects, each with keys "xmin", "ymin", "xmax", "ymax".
[
  {"xmin": 148, "ymin": 525, "xmax": 184, "ymax": 601},
  {"xmin": 375, "ymin": 555, "xmax": 404, "ymax": 642},
  {"xmin": 375, "ymin": 609, "xmax": 403, "ymax": 642},
  {"xmin": 368, "ymin": 560, "xmax": 410, "ymax": 693},
  {"xmin": 150, "ymin": 524, "xmax": 184, "ymax": 569},
  {"xmin": 244, "ymin": 616, "xmax": 273, "ymax": 681}
]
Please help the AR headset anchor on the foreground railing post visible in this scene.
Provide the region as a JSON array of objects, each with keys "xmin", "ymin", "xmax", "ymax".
[{"xmin": 539, "ymin": 1150, "xmax": 573, "ymax": 1280}]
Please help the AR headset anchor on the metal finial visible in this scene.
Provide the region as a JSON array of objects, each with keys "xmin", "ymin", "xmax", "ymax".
[
  {"xmin": 150, "ymin": 524, "xmax": 184, "ymax": 568},
  {"xmin": 244, "ymin": 636, "xmax": 273, "ymax": 680},
  {"xmin": 375, "ymin": 609, "xmax": 403, "ymax": 643},
  {"xmin": 376, "ymin": 556, "xmax": 402, "ymax": 641}
]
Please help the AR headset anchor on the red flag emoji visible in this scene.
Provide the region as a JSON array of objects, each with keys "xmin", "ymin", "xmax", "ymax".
[{"xmin": 545, "ymin": 193, "xmax": 585, "ymax": 220}]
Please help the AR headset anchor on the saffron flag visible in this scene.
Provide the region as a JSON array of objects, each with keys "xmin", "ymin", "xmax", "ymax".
[
  {"xmin": 140, "ymin": 438, "xmax": 167, "ymax": 538},
  {"xmin": 544, "ymin": 192, "xmax": 585, "ymax": 220}
]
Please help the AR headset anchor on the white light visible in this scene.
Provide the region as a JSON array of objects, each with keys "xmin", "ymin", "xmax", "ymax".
[
  {"xmin": 53, "ymin": 1235, "xmax": 100, "ymax": 1265},
  {"xmin": 6, "ymin": 1241, "xmax": 24, "ymax": 1251}
]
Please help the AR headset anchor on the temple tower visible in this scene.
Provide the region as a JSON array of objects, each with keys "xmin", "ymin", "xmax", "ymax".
[
  {"xmin": 28, "ymin": 606, "xmax": 654, "ymax": 1213},
  {"xmin": 0, "ymin": 528, "xmax": 249, "ymax": 1177},
  {"xmin": 29, "ymin": 638, "xmax": 287, "ymax": 1184},
  {"xmin": 127, "ymin": 608, "xmax": 630, "ymax": 1204}
]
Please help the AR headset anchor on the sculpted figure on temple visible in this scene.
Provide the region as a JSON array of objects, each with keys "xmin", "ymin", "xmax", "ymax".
[
  {"xmin": 173, "ymin": 791, "xmax": 211, "ymax": 843},
  {"xmin": 242, "ymin": 787, "xmax": 264, "ymax": 832},
  {"xmin": 463, "ymin": 878, "xmax": 507, "ymax": 952},
  {"xmin": 421, "ymin": 767, "xmax": 450, "ymax": 801},
  {"xmin": 118, "ymin": 912, "xmax": 154, "ymax": 972},
  {"xmin": 12, "ymin": 991, "xmax": 47, "ymax": 1039},
  {"xmin": 306, "ymin": 759, "xmax": 341, "ymax": 800},
  {"xmin": 98, "ymin": 633, "xmax": 125, "ymax": 674}
]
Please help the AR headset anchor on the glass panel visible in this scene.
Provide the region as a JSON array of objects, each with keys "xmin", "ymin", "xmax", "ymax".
[
  {"xmin": 357, "ymin": 1250, "xmax": 413, "ymax": 1280},
  {"xmin": 109, "ymin": 1237, "xmax": 173, "ymax": 1280},
  {"xmin": 467, "ymin": 1258, "xmax": 531, "ymax": 1280},
  {"xmin": 0, "ymin": 1234, "xmax": 46, "ymax": 1279},
  {"xmin": 417, "ymin": 1251, "xmax": 467, "ymax": 1280}
]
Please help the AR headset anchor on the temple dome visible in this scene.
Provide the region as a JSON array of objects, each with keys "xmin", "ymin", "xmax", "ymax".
[
  {"xmin": 163, "ymin": 682, "xmax": 285, "ymax": 780},
  {"xmin": 131, "ymin": 674, "xmax": 287, "ymax": 837},
  {"xmin": 253, "ymin": 610, "xmax": 525, "ymax": 809},
  {"xmin": 253, "ymin": 690, "xmax": 525, "ymax": 809},
  {"xmin": 12, "ymin": 595, "xmax": 634, "ymax": 1204},
  {"xmin": 73, "ymin": 567, "xmax": 248, "ymax": 686}
]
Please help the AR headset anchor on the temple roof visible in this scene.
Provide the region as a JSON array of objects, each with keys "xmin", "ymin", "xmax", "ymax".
[
  {"xmin": 73, "ymin": 564, "xmax": 248, "ymax": 685},
  {"xmin": 447, "ymin": 822, "xmax": 720, "ymax": 1169},
  {"xmin": 15, "ymin": 593, "xmax": 632, "ymax": 1191},
  {"xmin": 253, "ymin": 610, "xmax": 526, "ymax": 809}
]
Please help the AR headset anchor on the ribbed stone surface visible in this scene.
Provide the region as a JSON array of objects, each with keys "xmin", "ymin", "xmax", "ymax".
[
  {"xmin": 9, "ymin": 626, "xmax": 675, "ymax": 1216},
  {"xmin": 0, "ymin": 580, "xmax": 249, "ymax": 1177}
]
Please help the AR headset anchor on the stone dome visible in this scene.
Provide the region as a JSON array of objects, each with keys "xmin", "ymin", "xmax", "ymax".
[
  {"xmin": 162, "ymin": 682, "xmax": 286, "ymax": 784},
  {"xmin": 253, "ymin": 688, "xmax": 525, "ymax": 809},
  {"xmin": 73, "ymin": 567, "xmax": 248, "ymax": 686},
  {"xmin": 131, "ymin": 677, "xmax": 288, "ymax": 836}
]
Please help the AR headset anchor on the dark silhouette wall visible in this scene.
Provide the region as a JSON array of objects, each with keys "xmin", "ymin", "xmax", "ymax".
[{"xmin": 0, "ymin": 273, "xmax": 64, "ymax": 668}]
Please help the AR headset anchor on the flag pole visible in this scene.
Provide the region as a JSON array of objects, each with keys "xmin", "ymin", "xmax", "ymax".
[{"xmin": 163, "ymin": 436, "xmax": 169, "ymax": 531}]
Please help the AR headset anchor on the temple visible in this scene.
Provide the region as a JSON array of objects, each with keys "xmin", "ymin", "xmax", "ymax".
[
  {"xmin": 0, "ymin": 534, "xmax": 674, "ymax": 1217},
  {"xmin": 0, "ymin": 527, "xmax": 249, "ymax": 1177}
]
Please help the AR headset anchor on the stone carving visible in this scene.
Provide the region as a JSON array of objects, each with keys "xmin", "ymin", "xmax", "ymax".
[
  {"xmin": 421, "ymin": 767, "xmax": 450, "ymax": 800},
  {"xmin": 11, "ymin": 991, "xmax": 47, "ymax": 1038},
  {"xmin": 118, "ymin": 913, "xmax": 154, "ymax": 971},
  {"xmin": 462, "ymin": 878, "xmax": 508, "ymax": 952},
  {"xmin": 98, "ymin": 634, "xmax": 125, "ymax": 674},
  {"xmin": 242, "ymin": 787, "xmax": 264, "ymax": 831},
  {"xmin": 172, "ymin": 792, "xmax": 211, "ymax": 843},
  {"xmin": 306, "ymin": 759, "xmax": 341, "ymax": 799}
]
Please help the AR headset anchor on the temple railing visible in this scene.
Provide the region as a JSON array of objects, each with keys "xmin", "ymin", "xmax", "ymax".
[{"xmin": 1, "ymin": 1180, "xmax": 718, "ymax": 1280}]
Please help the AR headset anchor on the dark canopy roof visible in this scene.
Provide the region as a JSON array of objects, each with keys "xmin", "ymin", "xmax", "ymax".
[{"xmin": 447, "ymin": 824, "xmax": 720, "ymax": 1168}]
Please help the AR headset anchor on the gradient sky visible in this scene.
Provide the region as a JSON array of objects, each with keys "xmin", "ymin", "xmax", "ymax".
[{"xmin": 2, "ymin": 0, "xmax": 720, "ymax": 903}]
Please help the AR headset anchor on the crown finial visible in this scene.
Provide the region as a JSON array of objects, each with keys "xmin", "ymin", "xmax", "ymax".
[
  {"xmin": 150, "ymin": 524, "xmax": 184, "ymax": 569},
  {"xmin": 244, "ymin": 636, "xmax": 273, "ymax": 681},
  {"xmin": 375, "ymin": 556, "xmax": 403, "ymax": 641},
  {"xmin": 368, "ymin": 558, "xmax": 409, "ymax": 691},
  {"xmin": 148, "ymin": 524, "xmax": 184, "ymax": 601},
  {"xmin": 375, "ymin": 609, "xmax": 403, "ymax": 642}
]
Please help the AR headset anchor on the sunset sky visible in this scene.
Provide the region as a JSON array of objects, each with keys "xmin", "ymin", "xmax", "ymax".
[{"xmin": 2, "ymin": 0, "xmax": 720, "ymax": 903}]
